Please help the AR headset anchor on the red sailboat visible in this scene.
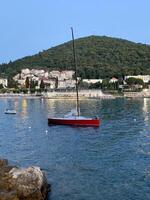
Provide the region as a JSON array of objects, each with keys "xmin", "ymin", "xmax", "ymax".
[{"xmin": 48, "ymin": 28, "xmax": 100, "ymax": 127}]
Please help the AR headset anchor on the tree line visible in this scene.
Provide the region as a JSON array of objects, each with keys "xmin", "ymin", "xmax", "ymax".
[{"xmin": 1, "ymin": 35, "xmax": 150, "ymax": 80}]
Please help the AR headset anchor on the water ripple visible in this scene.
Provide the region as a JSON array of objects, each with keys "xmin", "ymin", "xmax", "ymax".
[{"xmin": 0, "ymin": 98, "xmax": 150, "ymax": 200}]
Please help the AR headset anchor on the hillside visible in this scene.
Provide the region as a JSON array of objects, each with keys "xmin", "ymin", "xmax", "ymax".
[{"xmin": 1, "ymin": 35, "xmax": 150, "ymax": 79}]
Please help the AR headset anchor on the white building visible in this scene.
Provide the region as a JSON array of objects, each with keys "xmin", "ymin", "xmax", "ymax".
[
  {"xmin": 57, "ymin": 80, "xmax": 76, "ymax": 89},
  {"xmin": 109, "ymin": 77, "xmax": 118, "ymax": 83},
  {"xmin": 13, "ymin": 74, "xmax": 21, "ymax": 81},
  {"xmin": 30, "ymin": 69, "xmax": 45, "ymax": 77},
  {"xmin": 82, "ymin": 79, "xmax": 103, "ymax": 84},
  {"xmin": 61, "ymin": 70, "xmax": 74, "ymax": 80},
  {"xmin": 0, "ymin": 78, "xmax": 8, "ymax": 87},
  {"xmin": 50, "ymin": 70, "xmax": 75, "ymax": 81},
  {"xmin": 21, "ymin": 68, "xmax": 30, "ymax": 75},
  {"xmin": 43, "ymin": 79, "xmax": 56, "ymax": 89},
  {"xmin": 49, "ymin": 70, "xmax": 60, "ymax": 79},
  {"xmin": 17, "ymin": 79, "xmax": 26, "ymax": 86},
  {"xmin": 13, "ymin": 69, "xmax": 76, "ymax": 90}
]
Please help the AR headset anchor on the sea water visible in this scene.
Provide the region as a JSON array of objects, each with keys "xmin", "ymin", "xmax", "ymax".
[{"xmin": 0, "ymin": 97, "xmax": 150, "ymax": 200}]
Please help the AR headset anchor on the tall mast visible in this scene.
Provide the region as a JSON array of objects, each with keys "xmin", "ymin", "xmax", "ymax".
[{"xmin": 71, "ymin": 27, "xmax": 80, "ymax": 116}]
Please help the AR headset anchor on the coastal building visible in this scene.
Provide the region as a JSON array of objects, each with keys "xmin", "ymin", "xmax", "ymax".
[
  {"xmin": 30, "ymin": 69, "xmax": 45, "ymax": 78},
  {"xmin": 13, "ymin": 69, "xmax": 76, "ymax": 90},
  {"xmin": 82, "ymin": 79, "xmax": 103, "ymax": 84},
  {"xmin": 57, "ymin": 80, "xmax": 76, "ymax": 89},
  {"xmin": 0, "ymin": 78, "xmax": 8, "ymax": 87},
  {"xmin": 109, "ymin": 77, "xmax": 118, "ymax": 83},
  {"xmin": 49, "ymin": 70, "xmax": 75, "ymax": 81},
  {"xmin": 38, "ymin": 78, "xmax": 56, "ymax": 89},
  {"xmin": 21, "ymin": 68, "xmax": 30, "ymax": 75},
  {"xmin": 32, "ymin": 76, "xmax": 39, "ymax": 82},
  {"xmin": 17, "ymin": 79, "xmax": 26, "ymax": 86},
  {"xmin": 49, "ymin": 71, "xmax": 60, "ymax": 79},
  {"xmin": 13, "ymin": 74, "xmax": 21, "ymax": 81}
]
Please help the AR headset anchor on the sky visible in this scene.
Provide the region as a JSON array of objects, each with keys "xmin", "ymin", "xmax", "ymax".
[{"xmin": 0, "ymin": 0, "xmax": 150, "ymax": 64}]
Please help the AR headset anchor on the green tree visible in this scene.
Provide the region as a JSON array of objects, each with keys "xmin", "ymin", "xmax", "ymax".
[
  {"xmin": 30, "ymin": 80, "xmax": 38, "ymax": 89},
  {"xmin": 1, "ymin": 36, "xmax": 150, "ymax": 79},
  {"xmin": 0, "ymin": 84, "xmax": 3, "ymax": 89},
  {"xmin": 40, "ymin": 80, "xmax": 45, "ymax": 91},
  {"xmin": 101, "ymin": 78, "xmax": 109, "ymax": 89},
  {"xmin": 25, "ymin": 77, "xmax": 30, "ymax": 88},
  {"xmin": 8, "ymin": 77, "xmax": 18, "ymax": 88},
  {"xmin": 89, "ymin": 82, "xmax": 101, "ymax": 89},
  {"xmin": 126, "ymin": 77, "xmax": 144, "ymax": 85},
  {"xmin": 79, "ymin": 81, "xmax": 89, "ymax": 89}
]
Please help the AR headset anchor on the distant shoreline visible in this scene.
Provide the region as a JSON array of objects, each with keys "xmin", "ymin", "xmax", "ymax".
[
  {"xmin": 0, "ymin": 93, "xmax": 41, "ymax": 99},
  {"xmin": 1, "ymin": 90, "xmax": 150, "ymax": 99},
  {"xmin": 0, "ymin": 93, "xmax": 115, "ymax": 99}
]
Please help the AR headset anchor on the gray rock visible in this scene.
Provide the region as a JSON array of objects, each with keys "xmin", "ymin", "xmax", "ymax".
[{"xmin": 0, "ymin": 159, "xmax": 50, "ymax": 200}]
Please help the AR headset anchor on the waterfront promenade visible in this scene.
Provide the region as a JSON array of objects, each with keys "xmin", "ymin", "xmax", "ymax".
[
  {"xmin": 2, "ymin": 89, "xmax": 150, "ymax": 99},
  {"xmin": 43, "ymin": 89, "xmax": 115, "ymax": 99},
  {"xmin": 0, "ymin": 89, "xmax": 115, "ymax": 99},
  {"xmin": 1, "ymin": 89, "xmax": 150, "ymax": 99},
  {"xmin": 0, "ymin": 93, "xmax": 41, "ymax": 98},
  {"xmin": 124, "ymin": 89, "xmax": 150, "ymax": 98}
]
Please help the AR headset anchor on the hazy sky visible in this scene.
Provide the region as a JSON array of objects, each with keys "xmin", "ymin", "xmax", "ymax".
[{"xmin": 0, "ymin": 0, "xmax": 150, "ymax": 63}]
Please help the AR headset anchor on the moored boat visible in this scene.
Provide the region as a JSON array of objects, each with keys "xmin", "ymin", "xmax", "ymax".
[
  {"xmin": 5, "ymin": 109, "xmax": 16, "ymax": 114},
  {"xmin": 48, "ymin": 116, "xmax": 100, "ymax": 127},
  {"xmin": 48, "ymin": 28, "xmax": 100, "ymax": 127}
]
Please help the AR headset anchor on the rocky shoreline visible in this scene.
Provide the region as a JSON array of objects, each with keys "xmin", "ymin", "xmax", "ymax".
[{"xmin": 0, "ymin": 159, "xmax": 50, "ymax": 200}]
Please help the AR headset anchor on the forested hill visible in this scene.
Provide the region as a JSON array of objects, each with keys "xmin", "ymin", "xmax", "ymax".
[{"xmin": 1, "ymin": 35, "xmax": 150, "ymax": 78}]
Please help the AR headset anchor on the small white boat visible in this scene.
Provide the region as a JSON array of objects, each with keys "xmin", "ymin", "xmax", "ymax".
[{"xmin": 5, "ymin": 109, "xmax": 16, "ymax": 114}]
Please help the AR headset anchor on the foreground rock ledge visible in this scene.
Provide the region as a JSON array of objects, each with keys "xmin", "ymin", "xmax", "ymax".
[{"xmin": 0, "ymin": 159, "xmax": 50, "ymax": 200}]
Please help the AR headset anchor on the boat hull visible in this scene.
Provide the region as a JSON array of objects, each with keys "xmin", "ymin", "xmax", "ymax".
[
  {"xmin": 5, "ymin": 110, "xmax": 16, "ymax": 114},
  {"xmin": 48, "ymin": 118, "xmax": 100, "ymax": 127}
]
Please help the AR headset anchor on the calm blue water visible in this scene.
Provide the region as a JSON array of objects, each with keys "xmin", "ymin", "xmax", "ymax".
[{"xmin": 0, "ymin": 97, "xmax": 150, "ymax": 200}]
